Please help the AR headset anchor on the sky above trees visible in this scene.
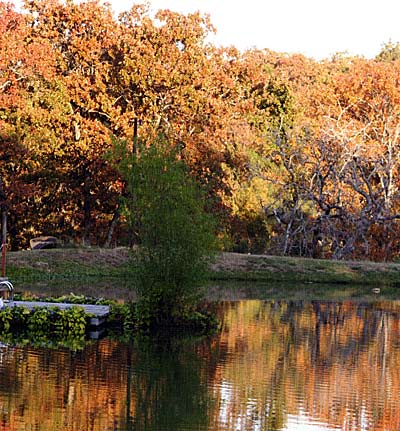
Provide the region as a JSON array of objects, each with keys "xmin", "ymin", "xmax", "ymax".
[
  {"xmin": 108, "ymin": 0, "xmax": 400, "ymax": 59},
  {"xmin": 13, "ymin": 0, "xmax": 400, "ymax": 59}
]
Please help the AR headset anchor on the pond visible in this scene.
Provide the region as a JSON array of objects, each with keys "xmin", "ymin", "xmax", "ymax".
[{"xmin": 0, "ymin": 294, "xmax": 399, "ymax": 430}]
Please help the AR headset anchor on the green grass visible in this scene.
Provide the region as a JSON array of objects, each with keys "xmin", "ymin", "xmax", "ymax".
[
  {"xmin": 7, "ymin": 262, "xmax": 135, "ymax": 282},
  {"xmin": 209, "ymin": 253, "xmax": 400, "ymax": 286},
  {"xmin": 6, "ymin": 248, "xmax": 400, "ymax": 288},
  {"xmin": 6, "ymin": 248, "xmax": 135, "ymax": 283}
]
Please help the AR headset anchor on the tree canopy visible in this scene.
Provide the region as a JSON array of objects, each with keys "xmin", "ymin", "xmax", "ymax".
[{"xmin": 1, "ymin": 0, "xmax": 400, "ymax": 261}]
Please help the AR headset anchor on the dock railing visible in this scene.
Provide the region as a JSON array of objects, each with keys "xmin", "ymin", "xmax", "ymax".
[{"xmin": 0, "ymin": 278, "xmax": 14, "ymax": 302}]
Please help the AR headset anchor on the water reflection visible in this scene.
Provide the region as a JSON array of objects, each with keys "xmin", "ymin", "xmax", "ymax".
[
  {"xmin": 0, "ymin": 300, "xmax": 399, "ymax": 430},
  {"xmin": 122, "ymin": 336, "xmax": 218, "ymax": 430},
  {"xmin": 213, "ymin": 300, "xmax": 400, "ymax": 431}
]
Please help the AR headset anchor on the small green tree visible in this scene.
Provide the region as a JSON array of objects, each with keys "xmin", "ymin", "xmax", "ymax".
[{"xmin": 115, "ymin": 136, "xmax": 217, "ymax": 329}]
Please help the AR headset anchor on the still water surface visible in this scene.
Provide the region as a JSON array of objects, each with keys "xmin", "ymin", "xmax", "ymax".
[{"xmin": 0, "ymin": 299, "xmax": 399, "ymax": 431}]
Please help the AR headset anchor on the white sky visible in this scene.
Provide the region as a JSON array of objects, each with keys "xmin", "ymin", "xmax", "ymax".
[
  {"xmin": 13, "ymin": 0, "xmax": 400, "ymax": 60},
  {"xmin": 109, "ymin": 0, "xmax": 400, "ymax": 60}
]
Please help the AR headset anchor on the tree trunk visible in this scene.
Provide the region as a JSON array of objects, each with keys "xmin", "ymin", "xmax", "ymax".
[
  {"xmin": 104, "ymin": 206, "xmax": 120, "ymax": 248},
  {"xmin": 82, "ymin": 175, "xmax": 91, "ymax": 245},
  {"xmin": 0, "ymin": 176, "xmax": 7, "ymax": 276}
]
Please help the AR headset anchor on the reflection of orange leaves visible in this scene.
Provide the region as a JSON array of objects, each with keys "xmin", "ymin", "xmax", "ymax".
[{"xmin": 212, "ymin": 301, "xmax": 400, "ymax": 431}]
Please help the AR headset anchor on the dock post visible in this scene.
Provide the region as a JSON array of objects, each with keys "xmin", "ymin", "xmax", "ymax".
[{"xmin": 1, "ymin": 210, "xmax": 6, "ymax": 278}]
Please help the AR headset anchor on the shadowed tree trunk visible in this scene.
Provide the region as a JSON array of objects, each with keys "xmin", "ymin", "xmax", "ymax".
[
  {"xmin": 82, "ymin": 175, "xmax": 91, "ymax": 246},
  {"xmin": 104, "ymin": 204, "xmax": 120, "ymax": 248},
  {"xmin": 0, "ymin": 176, "xmax": 7, "ymax": 276}
]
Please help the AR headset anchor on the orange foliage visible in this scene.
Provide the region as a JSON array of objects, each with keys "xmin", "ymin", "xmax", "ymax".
[{"xmin": 1, "ymin": 1, "xmax": 400, "ymax": 259}]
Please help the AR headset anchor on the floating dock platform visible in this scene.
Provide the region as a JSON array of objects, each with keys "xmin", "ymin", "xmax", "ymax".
[{"xmin": 4, "ymin": 301, "xmax": 110, "ymax": 327}]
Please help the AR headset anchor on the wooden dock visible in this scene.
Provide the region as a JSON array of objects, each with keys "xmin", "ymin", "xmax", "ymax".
[{"xmin": 4, "ymin": 301, "xmax": 110, "ymax": 327}]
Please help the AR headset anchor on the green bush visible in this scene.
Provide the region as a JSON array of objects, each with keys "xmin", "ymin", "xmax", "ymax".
[
  {"xmin": 115, "ymin": 136, "xmax": 218, "ymax": 329},
  {"xmin": 0, "ymin": 305, "xmax": 91, "ymax": 342}
]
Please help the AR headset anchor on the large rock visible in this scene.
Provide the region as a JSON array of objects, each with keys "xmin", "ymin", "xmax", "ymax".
[{"xmin": 30, "ymin": 236, "xmax": 58, "ymax": 250}]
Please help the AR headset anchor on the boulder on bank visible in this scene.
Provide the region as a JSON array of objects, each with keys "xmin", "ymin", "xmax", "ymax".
[{"xmin": 30, "ymin": 236, "xmax": 58, "ymax": 250}]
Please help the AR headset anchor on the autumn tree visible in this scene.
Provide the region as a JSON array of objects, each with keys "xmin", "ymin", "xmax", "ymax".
[
  {"xmin": 260, "ymin": 58, "xmax": 400, "ymax": 260},
  {"xmin": 376, "ymin": 40, "xmax": 400, "ymax": 62},
  {"xmin": 18, "ymin": 0, "xmax": 125, "ymax": 246},
  {"xmin": 109, "ymin": 8, "xmax": 259, "ymax": 230},
  {"xmin": 320, "ymin": 59, "xmax": 400, "ymax": 259},
  {"xmin": 0, "ymin": 1, "xmax": 66, "ymax": 247}
]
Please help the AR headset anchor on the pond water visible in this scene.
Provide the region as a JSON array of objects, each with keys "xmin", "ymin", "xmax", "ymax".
[{"xmin": 0, "ymin": 298, "xmax": 400, "ymax": 430}]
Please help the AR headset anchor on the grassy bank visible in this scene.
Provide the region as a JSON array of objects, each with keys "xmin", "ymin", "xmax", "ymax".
[
  {"xmin": 210, "ymin": 253, "xmax": 400, "ymax": 286},
  {"xmin": 5, "ymin": 248, "xmax": 400, "ymax": 288}
]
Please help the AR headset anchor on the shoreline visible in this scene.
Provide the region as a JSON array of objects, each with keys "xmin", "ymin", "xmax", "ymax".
[{"xmin": 5, "ymin": 248, "xmax": 400, "ymax": 287}]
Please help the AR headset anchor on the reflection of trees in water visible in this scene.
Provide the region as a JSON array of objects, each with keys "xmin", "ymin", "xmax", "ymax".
[
  {"xmin": 0, "ymin": 335, "xmax": 223, "ymax": 431},
  {"xmin": 0, "ymin": 342, "xmax": 127, "ymax": 430},
  {"xmin": 0, "ymin": 301, "xmax": 399, "ymax": 430},
  {"xmin": 124, "ymin": 335, "xmax": 223, "ymax": 431},
  {"xmin": 214, "ymin": 300, "xmax": 400, "ymax": 431}
]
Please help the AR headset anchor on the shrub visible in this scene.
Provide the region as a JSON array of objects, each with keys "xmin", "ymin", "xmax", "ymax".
[{"xmin": 115, "ymin": 136, "xmax": 218, "ymax": 329}]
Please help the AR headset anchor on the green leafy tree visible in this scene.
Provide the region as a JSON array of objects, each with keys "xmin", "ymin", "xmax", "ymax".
[{"xmin": 115, "ymin": 136, "xmax": 217, "ymax": 328}]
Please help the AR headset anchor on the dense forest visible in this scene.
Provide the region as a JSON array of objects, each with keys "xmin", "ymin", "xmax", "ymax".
[{"xmin": 1, "ymin": 0, "xmax": 400, "ymax": 260}]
